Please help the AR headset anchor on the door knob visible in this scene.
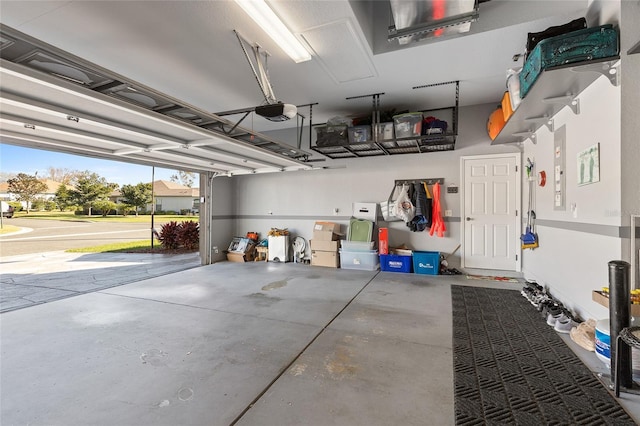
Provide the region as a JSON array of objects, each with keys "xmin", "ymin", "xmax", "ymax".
[{"xmin": 466, "ymin": 217, "xmax": 473, "ymax": 221}]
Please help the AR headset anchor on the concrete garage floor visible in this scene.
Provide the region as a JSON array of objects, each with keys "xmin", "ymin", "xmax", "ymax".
[{"xmin": 1, "ymin": 262, "xmax": 639, "ymax": 425}]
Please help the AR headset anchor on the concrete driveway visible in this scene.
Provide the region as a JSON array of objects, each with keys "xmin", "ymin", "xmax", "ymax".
[{"xmin": 0, "ymin": 219, "xmax": 202, "ymax": 312}]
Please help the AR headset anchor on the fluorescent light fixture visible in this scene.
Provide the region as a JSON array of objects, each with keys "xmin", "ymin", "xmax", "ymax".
[{"xmin": 234, "ymin": 0, "xmax": 311, "ymax": 63}]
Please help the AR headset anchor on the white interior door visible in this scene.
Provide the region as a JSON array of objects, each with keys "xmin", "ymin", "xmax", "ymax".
[{"xmin": 462, "ymin": 154, "xmax": 520, "ymax": 271}]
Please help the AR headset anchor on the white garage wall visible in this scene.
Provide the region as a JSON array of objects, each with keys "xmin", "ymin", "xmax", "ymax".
[
  {"xmin": 620, "ymin": 1, "xmax": 640, "ymax": 287},
  {"xmin": 229, "ymin": 103, "xmax": 519, "ymax": 268},
  {"xmin": 521, "ymin": 72, "xmax": 622, "ymax": 321}
]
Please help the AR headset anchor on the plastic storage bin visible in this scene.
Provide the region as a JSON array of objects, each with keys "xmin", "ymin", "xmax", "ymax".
[
  {"xmin": 380, "ymin": 254, "xmax": 412, "ymax": 273},
  {"xmin": 412, "ymin": 251, "xmax": 440, "ymax": 275},
  {"xmin": 315, "ymin": 124, "xmax": 348, "ymax": 146},
  {"xmin": 375, "ymin": 122, "xmax": 394, "ymax": 140},
  {"xmin": 347, "ymin": 125, "xmax": 372, "ymax": 143},
  {"xmin": 347, "ymin": 218, "xmax": 373, "ymax": 242},
  {"xmin": 341, "ymin": 240, "xmax": 375, "ymax": 252},
  {"xmin": 340, "ymin": 250, "xmax": 380, "ymax": 271},
  {"xmin": 393, "ymin": 112, "xmax": 423, "ymax": 138}
]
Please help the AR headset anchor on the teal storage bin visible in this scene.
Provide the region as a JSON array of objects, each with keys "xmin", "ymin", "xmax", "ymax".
[
  {"xmin": 520, "ymin": 24, "xmax": 619, "ymax": 99},
  {"xmin": 412, "ymin": 251, "xmax": 440, "ymax": 275}
]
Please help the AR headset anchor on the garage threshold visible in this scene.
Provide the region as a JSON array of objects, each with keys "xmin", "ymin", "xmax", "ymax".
[{"xmin": 0, "ymin": 250, "xmax": 201, "ymax": 313}]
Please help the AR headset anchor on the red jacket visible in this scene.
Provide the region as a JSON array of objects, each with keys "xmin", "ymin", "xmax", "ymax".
[{"xmin": 429, "ymin": 182, "xmax": 446, "ymax": 237}]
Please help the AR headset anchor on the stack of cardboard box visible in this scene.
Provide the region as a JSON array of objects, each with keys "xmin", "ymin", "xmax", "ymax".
[{"xmin": 310, "ymin": 221, "xmax": 342, "ymax": 267}]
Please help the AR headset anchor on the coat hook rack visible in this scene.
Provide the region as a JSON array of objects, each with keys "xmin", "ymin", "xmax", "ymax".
[{"xmin": 395, "ymin": 178, "xmax": 444, "ymax": 186}]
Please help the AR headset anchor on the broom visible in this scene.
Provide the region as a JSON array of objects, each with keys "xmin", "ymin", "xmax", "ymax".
[{"xmin": 521, "ymin": 160, "xmax": 539, "ymax": 249}]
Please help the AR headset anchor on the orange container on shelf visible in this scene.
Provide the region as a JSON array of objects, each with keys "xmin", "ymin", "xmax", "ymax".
[
  {"xmin": 501, "ymin": 91, "xmax": 514, "ymax": 122},
  {"xmin": 487, "ymin": 106, "xmax": 506, "ymax": 141}
]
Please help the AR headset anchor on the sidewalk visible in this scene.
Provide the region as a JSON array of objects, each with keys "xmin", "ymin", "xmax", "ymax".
[{"xmin": 0, "ymin": 251, "xmax": 201, "ymax": 313}]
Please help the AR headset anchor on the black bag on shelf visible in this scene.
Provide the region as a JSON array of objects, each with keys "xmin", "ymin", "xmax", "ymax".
[{"xmin": 525, "ymin": 17, "xmax": 587, "ymax": 60}]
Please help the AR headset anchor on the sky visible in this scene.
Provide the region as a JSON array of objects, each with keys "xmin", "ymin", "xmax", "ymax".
[{"xmin": 0, "ymin": 144, "xmax": 178, "ymax": 185}]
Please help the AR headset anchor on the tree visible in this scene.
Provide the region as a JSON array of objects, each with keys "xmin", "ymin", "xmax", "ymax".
[
  {"xmin": 54, "ymin": 183, "xmax": 74, "ymax": 211},
  {"xmin": 69, "ymin": 172, "xmax": 118, "ymax": 216},
  {"xmin": 93, "ymin": 200, "xmax": 117, "ymax": 217},
  {"xmin": 120, "ymin": 183, "xmax": 152, "ymax": 216},
  {"xmin": 44, "ymin": 167, "xmax": 82, "ymax": 185},
  {"xmin": 170, "ymin": 170, "xmax": 196, "ymax": 188},
  {"xmin": 6, "ymin": 173, "xmax": 47, "ymax": 214}
]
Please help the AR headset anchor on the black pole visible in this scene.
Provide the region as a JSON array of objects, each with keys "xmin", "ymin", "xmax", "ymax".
[{"xmin": 609, "ymin": 260, "xmax": 632, "ymax": 387}]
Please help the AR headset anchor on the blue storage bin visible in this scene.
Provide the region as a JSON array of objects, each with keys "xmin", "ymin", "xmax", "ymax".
[
  {"xmin": 412, "ymin": 251, "xmax": 440, "ymax": 275},
  {"xmin": 380, "ymin": 254, "xmax": 412, "ymax": 273}
]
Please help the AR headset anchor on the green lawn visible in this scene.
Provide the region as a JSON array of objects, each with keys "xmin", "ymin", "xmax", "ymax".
[{"xmin": 13, "ymin": 211, "xmax": 199, "ymax": 223}]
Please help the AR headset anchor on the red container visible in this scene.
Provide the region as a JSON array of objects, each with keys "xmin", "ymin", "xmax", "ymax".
[{"xmin": 379, "ymin": 227, "xmax": 389, "ymax": 255}]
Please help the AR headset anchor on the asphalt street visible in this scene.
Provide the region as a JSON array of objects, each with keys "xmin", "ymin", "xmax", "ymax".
[{"xmin": 0, "ymin": 218, "xmax": 158, "ymax": 256}]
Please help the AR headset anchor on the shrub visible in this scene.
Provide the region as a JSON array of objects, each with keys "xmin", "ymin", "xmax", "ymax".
[
  {"xmin": 158, "ymin": 221, "xmax": 181, "ymax": 249},
  {"xmin": 178, "ymin": 220, "xmax": 199, "ymax": 250}
]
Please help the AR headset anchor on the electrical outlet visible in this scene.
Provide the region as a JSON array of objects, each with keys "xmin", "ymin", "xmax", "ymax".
[
  {"xmin": 444, "ymin": 210, "xmax": 453, "ymax": 217},
  {"xmin": 213, "ymin": 246, "xmax": 219, "ymax": 254}
]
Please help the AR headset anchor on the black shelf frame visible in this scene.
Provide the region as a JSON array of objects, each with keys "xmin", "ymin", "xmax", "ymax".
[{"xmin": 311, "ymin": 81, "xmax": 459, "ymax": 159}]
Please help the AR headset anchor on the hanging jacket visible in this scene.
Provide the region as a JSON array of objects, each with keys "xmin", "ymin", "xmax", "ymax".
[
  {"xmin": 429, "ymin": 182, "xmax": 446, "ymax": 237},
  {"xmin": 408, "ymin": 183, "xmax": 432, "ymax": 232}
]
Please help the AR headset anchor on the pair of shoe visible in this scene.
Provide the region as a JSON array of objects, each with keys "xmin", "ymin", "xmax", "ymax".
[
  {"xmin": 521, "ymin": 281, "xmax": 550, "ymax": 308},
  {"xmin": 546, "ymin": 308, "xmax": 580, "ymax": 334},
  {"xmin": 570, "ymin": 319, "xmax": 597, "ymax": 351}
]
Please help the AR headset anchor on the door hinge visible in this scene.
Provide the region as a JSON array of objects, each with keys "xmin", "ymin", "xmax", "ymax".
[
  {"xmin": 516, "ymin": 254, "xmax": 518, "ymax": 261},
  {"xmin": 516, "ymin": 210, "xmax": 518, "ymax": 217},
  {"xmin": 516, "ymin": 165, "xmax": 518, "ymax": 172}
]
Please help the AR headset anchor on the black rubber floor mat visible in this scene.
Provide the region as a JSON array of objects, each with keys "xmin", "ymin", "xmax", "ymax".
[{"xmin": 452, "ymin": 285, "xmax": 635, "ymax": 425}]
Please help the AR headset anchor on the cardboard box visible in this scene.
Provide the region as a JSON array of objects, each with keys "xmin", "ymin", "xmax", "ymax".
[
  {"xmin": 379, "ymin": 227, "xmax": 389, "ymax": 255},
  {"xmin": 313, "ymin": 221, "xmax": 341, "ymax": 241},
  {"xmin": 310, "ymin": 239, "xmax": 340, "ymax": 252},
  {"xmin": 226, "ymin": 244, "xmax": 256, "ymax": 262},
  {"xmin": 311, "ymin": 250, "xmax": 340, "ymax": 268},
  {"xmin": 592, "ymin": 290, "xmax": 640, "ymax": 316}
]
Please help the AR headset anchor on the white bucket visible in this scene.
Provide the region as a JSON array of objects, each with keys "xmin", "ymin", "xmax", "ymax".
[
  {"xmin": 595, "ymin": 319, "xmax": 611, "ymax": 367},
  {"xmin": 594, "ymin": 318, "xmax": 640, "ymax": 376}
]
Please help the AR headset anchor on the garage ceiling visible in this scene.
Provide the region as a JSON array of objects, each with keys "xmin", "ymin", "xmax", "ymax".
[{"xmin": 0, "ymin": 1, "xmax": 589, "ymax": 173}]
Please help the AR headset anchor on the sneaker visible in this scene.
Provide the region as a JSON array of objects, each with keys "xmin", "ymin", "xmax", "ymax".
[
  {"xmin": 546, "ymin": 308, "xmax": 564, "ymax": 326},
  {"xmin": 531, "ymin": 293, "xmax": 551, "ymax": 308},
  {"xmin": 555, "ymin": 315, "xmax": 579, "ymax": 334},
  {"xmin": 540, "ymin": 301, "xmax": 560, "ymax": 317}
]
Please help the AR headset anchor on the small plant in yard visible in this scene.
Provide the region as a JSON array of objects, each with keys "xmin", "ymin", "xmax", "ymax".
[
  {"xmin": 158, "ymin": 221, "xmax": 181, "ymax": 249},
  {"xmin": 178, "ymin": 220, "xmax": 199, "ymax": 250}
]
